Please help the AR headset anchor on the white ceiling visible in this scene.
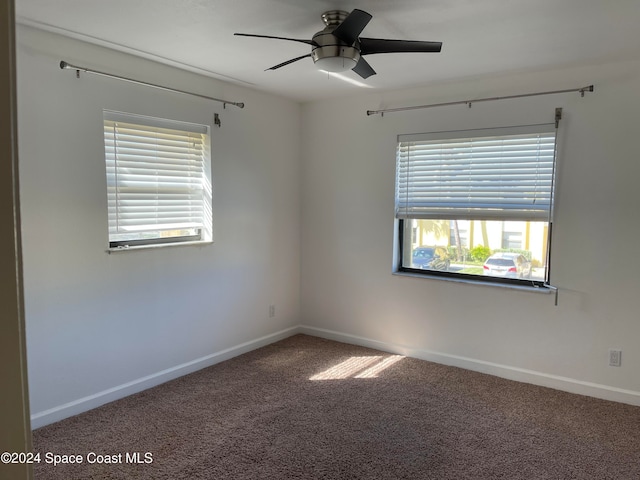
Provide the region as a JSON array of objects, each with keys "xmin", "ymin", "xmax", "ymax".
[{"xmin": 15, "ymin": 0, "xmax": 640, "ymax": 102}]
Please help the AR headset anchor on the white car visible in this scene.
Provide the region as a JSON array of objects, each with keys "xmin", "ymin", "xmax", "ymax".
[{"xmin": 483, "ymin": 253, "xmax": 532, "ymax": 279}]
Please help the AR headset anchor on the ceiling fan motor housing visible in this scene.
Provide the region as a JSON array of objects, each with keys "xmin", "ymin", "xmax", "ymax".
[{"xmin": 311, "ymin": 27, "xmax": 360, "ymax": 72}]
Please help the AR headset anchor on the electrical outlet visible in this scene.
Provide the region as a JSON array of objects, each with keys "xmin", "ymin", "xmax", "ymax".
[
  {"xmin": 609, "ymin": 349, "xmax": 622, "ymax": 367},
  {"xmin": 269, "ymin": 305, "xmax": 276, "ymax": 318}
]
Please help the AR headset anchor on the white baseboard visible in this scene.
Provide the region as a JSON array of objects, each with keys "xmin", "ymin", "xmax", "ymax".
[
  {"xmin": 31, "ymin": 326, "xmax": 301, "ymax": 429},
  {"xmin": 299, "ymin": 325, "xmax": 640, "ymax": 407},
  {"xmin": 32, "ymin": 324, "xmax": 640, "ymax": 429}
]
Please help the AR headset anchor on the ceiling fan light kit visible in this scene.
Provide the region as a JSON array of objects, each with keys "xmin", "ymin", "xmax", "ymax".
[
  {"xmin": 314, "ymin": 53, "xmax": 358, "ymax": 73},
  {"xmin": 235, "ymin": 8, "xmax": 442, "ymax": 79}
]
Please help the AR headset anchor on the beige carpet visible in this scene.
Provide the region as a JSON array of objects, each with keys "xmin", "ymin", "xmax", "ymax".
[{"xmin": 32, "ymin": 334, "xmax": 640, "ymax": 479}]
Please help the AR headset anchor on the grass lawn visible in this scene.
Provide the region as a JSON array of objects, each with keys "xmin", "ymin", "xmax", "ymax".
[{"xmin": 459, "ymin": 266, "xmax": 484, "ymax": 275}]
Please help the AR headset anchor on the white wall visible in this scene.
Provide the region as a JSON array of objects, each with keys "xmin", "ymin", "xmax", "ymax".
[
  {"xmin": 17, "ymin": 26, "xmax": 301, "ymax": 427},
  {"xmin": 300, "ymin": 59, "xmax": 640, "ymax": 404}
]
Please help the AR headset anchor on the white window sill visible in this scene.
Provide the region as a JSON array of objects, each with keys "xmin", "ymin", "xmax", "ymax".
[
  {"xmin": 107, "ymin": 240, "xmax": 213, "ymax": 253},
  {"xmin": 393, "ymin": 270, "xmax": 554, "ymax": 294}
]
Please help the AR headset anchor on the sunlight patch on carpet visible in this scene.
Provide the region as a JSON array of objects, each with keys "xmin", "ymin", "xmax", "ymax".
[
  {"xmin": 310, "ymin": 355, "xmax": 405, "ymax": 380},
  {"xmin": 354, "ymin": 355, "xmax": 404, "ymax": 378}
]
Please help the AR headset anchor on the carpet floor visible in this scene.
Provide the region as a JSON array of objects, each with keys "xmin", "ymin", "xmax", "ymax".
[{"xmin": 32, "ymin": 334, "xmax": 640, "ymax": 479}]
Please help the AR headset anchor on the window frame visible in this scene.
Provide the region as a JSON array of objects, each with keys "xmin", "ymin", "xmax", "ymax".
[
  {"xmin": 394, "ymin": 123, "xmax": 558, "ymax": 289},
  {"xmin": 103, "ymin": 110, "xmax": 213, "ymax": 251},
  {"xmin": 396, "ymin": 220, "xmax": 549, "ymax": 289}
]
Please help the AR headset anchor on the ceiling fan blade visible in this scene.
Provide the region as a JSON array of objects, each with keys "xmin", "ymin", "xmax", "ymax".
[
  {"xmin": 234, "ymin": 33, "xmax": 318, "ymax": 47},
  {"xmin": 266, "ymin": 54, "xmax": 312, "ymax": 71},
  {"xmin": 352, "ymin": 57, "xmax": 376, "ymax": 79},
  {"xmin": 331, "ymin": 9, "xmax": 372, "ymax": 45},
  {"xmin": 360, "ymin": 38, "xmax": 442, "ymax": 55}
]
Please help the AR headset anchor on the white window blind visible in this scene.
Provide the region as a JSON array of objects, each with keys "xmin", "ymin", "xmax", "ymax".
[
  {"xmin": 396, "ymin": 124, "xmax": 557, "ymax": 221},
  {"xmin": 103, "ymin": 111, "xmax": 210, "ymax": 246}
]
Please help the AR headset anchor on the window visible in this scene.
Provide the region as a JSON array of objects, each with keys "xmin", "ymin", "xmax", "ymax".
[
  {"xmin": 502, "ymin": 230, "xmax": 523, "ymax": 249},
  {"xmin": 395, "ymin": 124, "xmax": 557, "ymax": 286},
  {"xmin": 103, "ymin": 111, "xmax": 212, "ymax": 249}
]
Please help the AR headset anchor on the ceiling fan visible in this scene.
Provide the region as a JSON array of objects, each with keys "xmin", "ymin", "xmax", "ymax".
[{"xmin": 234, "ymin": 9, "xmax": 442, "ymax": 79}]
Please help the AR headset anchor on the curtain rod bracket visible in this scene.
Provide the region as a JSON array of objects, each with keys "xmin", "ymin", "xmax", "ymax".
[
  {"xmin": 59, "ymin": 60, "xmax": 245, "ymax": 109},
  {"xmin": 579, "ymin": 85, "xmax": 594, "ymax": 97}
]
